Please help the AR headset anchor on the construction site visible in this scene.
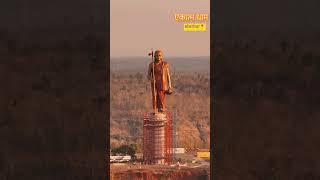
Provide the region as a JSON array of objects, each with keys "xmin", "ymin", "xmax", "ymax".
[
  {"xmin": 109, "ymin": 50, "xmax": 210, "ymax": 179},
  {"xmin": 110, "ymin": 109, "xmax": 210, "ymax": 180}
]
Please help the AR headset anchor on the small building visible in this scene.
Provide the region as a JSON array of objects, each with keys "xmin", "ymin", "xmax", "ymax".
[
  {"xmin": 196, "ymin": 149, "xmax": 210, "ymax": 158},
  {"xmin": 174, "ymin": 148, "xmax": 185, "ymax": 154},
  {"xmin": 135, "ymin": 153, "xmax": 143, "ymax": 159}
]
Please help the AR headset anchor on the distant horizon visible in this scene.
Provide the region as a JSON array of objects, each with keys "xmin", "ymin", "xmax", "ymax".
[{"xmin": 110, "ymin": 55, "xmax": 210, "ymax": 59}]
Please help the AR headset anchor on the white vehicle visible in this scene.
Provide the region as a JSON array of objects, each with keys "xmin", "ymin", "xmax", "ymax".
[
  {"xmin": 122, "ymin": 156, "xmax": 131, "ymax": 162},
  {"xmin": 110, "ymin": 155, "xmax": 131, "ymax": 163},
  {"xmin": 174, "ymin": 148, "xmax": 185, "ymax": 154}
]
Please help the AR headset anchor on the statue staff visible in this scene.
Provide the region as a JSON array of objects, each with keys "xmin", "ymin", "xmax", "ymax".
[{"xmin": 148, "ymin": 49, "xmax": 157, "ymax": 113}]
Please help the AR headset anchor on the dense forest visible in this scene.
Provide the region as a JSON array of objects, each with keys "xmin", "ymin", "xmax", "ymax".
[{"xmin": 110, "ymin": 71, "xmax": 210, "ymax": 151}]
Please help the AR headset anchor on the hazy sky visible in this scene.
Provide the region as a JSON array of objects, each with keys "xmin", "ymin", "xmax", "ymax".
[{"xmin": 110, "ymin": 0, "xmax": 210, "ymax": 57}]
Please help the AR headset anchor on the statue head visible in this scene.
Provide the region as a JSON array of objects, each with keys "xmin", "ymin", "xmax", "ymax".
[{"xmin": 154, "ymin": 50, "xmax": 163, "ymax": 62}]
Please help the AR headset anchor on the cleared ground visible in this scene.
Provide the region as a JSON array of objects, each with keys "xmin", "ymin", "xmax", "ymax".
[
  {"xmin": 110, "ymin": 163, "xmax": 209, "ymax": 180},
  {"xmin": 110, "ymin": 152, "xmax": 210, "ymax": 180}
]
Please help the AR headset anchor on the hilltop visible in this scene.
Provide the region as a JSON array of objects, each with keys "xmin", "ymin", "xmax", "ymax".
[{"xmin": 110, "ymin": 57, "xmax": 210, "ymax": 150}]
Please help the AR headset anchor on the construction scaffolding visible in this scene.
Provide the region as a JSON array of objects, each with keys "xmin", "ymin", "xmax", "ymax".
[
  {"xmin": 173, "ymin": 105, "xmax": 177, "ymax": 161},
  {"xmin": 143, "ymin": 111, "xmax": 173, "ymax": 165}
]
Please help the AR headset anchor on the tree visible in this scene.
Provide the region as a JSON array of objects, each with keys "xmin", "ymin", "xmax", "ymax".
[{"xmin": 111, "ymin": 144, "xmax": 137, "ymax": 159}]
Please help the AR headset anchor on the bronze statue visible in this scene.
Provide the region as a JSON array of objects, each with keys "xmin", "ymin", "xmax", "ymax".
[{"xmin": 148, "ymin": 50, "xmax": 173, "ymax": 112}]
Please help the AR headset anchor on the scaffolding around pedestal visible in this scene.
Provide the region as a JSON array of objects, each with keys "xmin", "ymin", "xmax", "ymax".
[{"xmin": 142, "ymin": 111, "xmax": 173, "ymax": 165}]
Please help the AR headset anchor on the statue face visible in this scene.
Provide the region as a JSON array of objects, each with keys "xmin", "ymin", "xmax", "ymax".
[{"xmin": 154, "ymin": 51, "xmax": 163, "ymax": 62}]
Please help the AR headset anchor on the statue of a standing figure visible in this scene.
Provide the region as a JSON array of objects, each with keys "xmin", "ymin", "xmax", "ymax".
[{"xmin": 148, "ymin": 50, "xmax": 173, "ymax": 113}]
